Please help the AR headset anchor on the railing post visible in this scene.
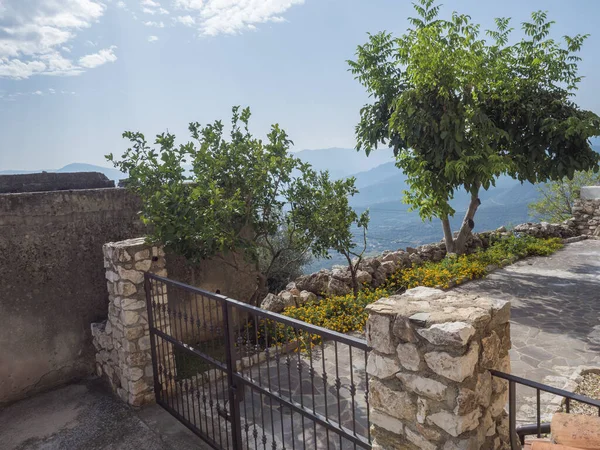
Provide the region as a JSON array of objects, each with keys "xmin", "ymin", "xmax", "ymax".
[
  {"xmin": 145, "ymin": 274, "xmax": 161, "ymax": 404},
  {"xmin": 365, "ymin": 287, "xmax": 512, "ymax": 449},
  {"xmin": 223, "ymin": 300, "xmax": 243, "ymax": 450},
  {"xmin": 509, "ymin": 380, "xmax": 520, "ymax": 448}
]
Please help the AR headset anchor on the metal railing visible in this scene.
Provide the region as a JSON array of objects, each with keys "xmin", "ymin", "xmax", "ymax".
[
  {"xmin": 145, "ymin": 273, "xmax": 372, "ymax": 450},
  {"xmin": 491, "ymin": 370, "xmax": 600, "ymax": 449}
]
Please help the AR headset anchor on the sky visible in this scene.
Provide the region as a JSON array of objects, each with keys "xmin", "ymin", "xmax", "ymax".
[{"xmin": 1, "ymin": 0, "xmax": 600, "ymax": 171}]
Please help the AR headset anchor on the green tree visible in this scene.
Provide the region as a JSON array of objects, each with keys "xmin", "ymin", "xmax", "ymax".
[
  {"xmin": 529, "ymin": 170, "xmax": 600, "ymax": 222},
  {"xmin": 349, "ymin": 0, "xmax": 600, "ymax": 254},
  {"xmin": 289, "ymin": 171, "xmax": 370, "ymax": 297},
  {"xmin": 260, "ymin": 228, "xmax": 312, "ymax": 294},
  {"xmin": 107, "ymin": 106, "xmax": 365, "ymax": 303}
]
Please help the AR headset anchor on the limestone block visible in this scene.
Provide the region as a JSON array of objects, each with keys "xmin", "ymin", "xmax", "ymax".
[
  {"xmin": 475, "ymin": 371, "xmax": 492, "ymax": 408},
  {"xmin": 121, "ymin": 298, "xmax": 146, "ymax": 311},
  {"xmin": 396, "ymin": 373, "xmax": 447, "ymax": 402},
  {"xmin": 135, "ymin": 259, "xmax": 152, "ymax": 271},
  {"xmin": 128, "ymin": 367, "xmax": 144, "ymax": 381},
  {"xmin": 124, "ymin": 326, "xmax": 145, "ymax": 341},
  {"xmin": 481, "ymin": 331, "xmax": 501, "ymax": 369},
  {"xmin": 454, "ymin": 388, "xmax": 479, "ymax": 415},
  {"xmin": 427, "ymin": 408, "xmax": 481, "ymax": 437},
  {"xmin": 366, "ymin": 314, "xmax": 396, "ymax": 355},
  {"xmin": 117, "ymin": 281, "xmax": 137, "ymax": 297},
  {"xmin": 405, "ymin": 427, "xmax": 437, "ymax": 450},
  {"xmin": 121, "ymin": 309, "xmax": 141, "ymax": 327},
  {"xmin": 327, "ymin": 277, "xmax": 352, "ymax": 296},
  {"xmin": 370, "ymin": 409, "xmax": 404, "ymax": 435},
  {"xmin": 417, "ymin": 397, "xmax": 428, "ymax": 424},
  {"xmin": 393, "ymin": 316, "xmax": 419, "ymax": 344},
  {"xmin": 134, "ymin": 249, "xmax": 150, "ymax": 261},
  {"xmin": 299, "ymin": 290, "xmax": 317, "ymax": 304},
  {"xmin": 260, "ymin": 293, "xmax": 286, "ymax": 313},
  {"xmin": 117, "ymin": 266, "xmax": 145, "ymax": 285},
  {"xmin": 424, "ymin": 342, "xmax": 479, "ymax": 383},
  {"xmin": 138, "ymin": 335, "xmax": 151, "ymax": 351},
  {"xmin": 417, "ymin": 322, "xmax": 476, "ymax": 348},
  {"xmin": 367, "ymin": 352, "xmax": 401, "ymax": 380},
  {"xmin": 396, "ymin": 342, "xmax": 422, "ymax": 371},
  {"xmin": 369, "ymin": 379, "xmax": 416, "ymax": 422}
]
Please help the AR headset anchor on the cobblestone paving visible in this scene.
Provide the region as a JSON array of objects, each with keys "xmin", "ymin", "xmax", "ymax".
[{"xmin": 454, "ymin": 239, "xmax": 600, "ymax": 424}]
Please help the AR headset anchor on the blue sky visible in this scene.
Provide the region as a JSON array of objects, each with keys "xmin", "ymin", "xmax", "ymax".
[{"xmin": 1, "ymin": 0, "xmax": 600, "ymax": 171}]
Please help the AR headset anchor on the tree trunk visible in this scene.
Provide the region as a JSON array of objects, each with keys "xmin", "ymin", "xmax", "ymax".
[
  {"xmin": 441, "ymin": 217, "xmax": 456, "ymax": 254},
  {"xmin": 250, "ymin": 271, "xmax": 268, "ymax": 307},
  {"xmin": 345, "ymin": 253, "xmax": 360, "ymax": 299},
  {"xmin": 441, "ymin": 188, "xmax": 481, "ymax": 255}
]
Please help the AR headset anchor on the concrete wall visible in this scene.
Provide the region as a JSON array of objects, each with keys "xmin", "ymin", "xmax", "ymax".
[{"xmin": 0, "ymin": 188, "xmax": 145, "ymax": 404}]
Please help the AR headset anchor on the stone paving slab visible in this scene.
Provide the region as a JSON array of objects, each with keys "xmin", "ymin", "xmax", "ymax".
[
  {"xmin": 0, "ymin": 378, "xmax": 210, "ymax": 450},
  {"xmin": 454, "ymin": 239, "xmax": 600, "ymax": 424}
]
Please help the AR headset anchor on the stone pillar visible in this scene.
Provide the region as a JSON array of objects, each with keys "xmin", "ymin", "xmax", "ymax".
[
  {"xmin": 573, "ymin": 188, "xmax": 600, "ymax": 236},
  {"xmin": 365, "ymin": 287, "xmax": 511, "ymax": 450},
  {"xmin": 91, "ymin": 237, "xmax": 167, "ymax": 406}
]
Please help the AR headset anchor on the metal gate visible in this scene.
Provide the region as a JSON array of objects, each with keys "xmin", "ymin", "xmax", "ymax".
[{"xmin": 145, "ymin": 273, "xmax": 372, "ymax": 450}]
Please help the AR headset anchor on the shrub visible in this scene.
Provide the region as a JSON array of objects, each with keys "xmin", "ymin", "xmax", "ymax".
[
  {"xmin": 281, "ymin": 235, "xmax": 563, "ymax": 331},
  {"xmin": 282, "ymin": 287, "xmax": 390, "ymax": 335}
]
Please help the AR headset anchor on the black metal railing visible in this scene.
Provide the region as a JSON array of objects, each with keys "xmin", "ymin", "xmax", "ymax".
[
  {"xmin": 145, "ymin": 273, "xmax": 372, "ymax": 450},
  {"xmin": 491, "ymin": 370, "xmax": 600, "ymax": 449}
]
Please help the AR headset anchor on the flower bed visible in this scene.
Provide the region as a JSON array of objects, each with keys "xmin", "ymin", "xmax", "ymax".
[{"xmin": 282, "ymin": 235, "xmax": 563, "ymax": 334}]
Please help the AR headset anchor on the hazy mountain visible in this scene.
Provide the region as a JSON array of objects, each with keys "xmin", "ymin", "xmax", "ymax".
[
  {"xmin": 294, "ymin": 147, "xmax": 394, "ymax": 179},
  {"xmin": 0, "ymin": 163, "xmax": 125, "ymax": 183}
]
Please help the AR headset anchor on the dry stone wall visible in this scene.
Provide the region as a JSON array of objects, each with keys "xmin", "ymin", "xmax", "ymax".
[
  {"xmin": 92, "ymin": 238, "xmax": 169, "ymax": 406},
  {"xmin": 573, "ymin": 198, "xmax": 600, "ymax": 237},
  {"xmin": 365, "ymin": 287, "xmax": 511, "ymax": 450},
  {"xmin": 261, "ymin": 220, "xmax": 579, "ymax": 313}
]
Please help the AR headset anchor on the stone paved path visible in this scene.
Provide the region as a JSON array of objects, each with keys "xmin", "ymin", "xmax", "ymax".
[{"xmin": 455, "ymin": 239, "xmax": 600, "ymax": 423}]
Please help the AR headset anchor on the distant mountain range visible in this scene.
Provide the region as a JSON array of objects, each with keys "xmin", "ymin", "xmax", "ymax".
[
  {"xmin": 293, "ymin": 147, "xmax": 395, "ymax": 179},
  {"xmin": 3, "ymin": 145, "xmax": 598, "ymax": 271}
]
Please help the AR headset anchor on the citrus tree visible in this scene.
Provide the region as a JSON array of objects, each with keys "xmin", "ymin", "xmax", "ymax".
[
  {"xmin": 349, "ymin": 0, "xmax": 600, "ymax": 254},
  {"xmin": 107, "ymin": 107, "xmax": 364, "ymax": 303}
]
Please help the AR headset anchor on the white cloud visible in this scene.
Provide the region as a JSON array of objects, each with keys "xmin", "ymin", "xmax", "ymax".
[
  {"xmin": 144, "ymin": 21, "xmax": 165, "ymax": 27},
  {"xmin": 148, "ymin": 35, "xmax": 159, "ymax": 42},
  {"xmin": 174, "ymin": 15, "xmax": 195, "ymax": 26},
  {"xmin": 2, "ymin": 89, "xmax": 76, "ymax": 101},
  {"xmin": 140, "ymin": 1, "xmax": 169, "ymax": 15},
  {"xmin": 171, "ymin": 0, "xmax": 303, "ymax": 36},
  {"xmin": 173, "ymin": 0, "xmax": 204, "ymax": 10},
  {"xmin": 78, "ymin": 46, "xmax": 118, "ymax": 68},
  {"xmin": 0, "ymin": 0, "xmax": 117, "ymax": 79},
  {"xmin": 116, "ymin": 1, "xmax": 127, "ymax": 8}
]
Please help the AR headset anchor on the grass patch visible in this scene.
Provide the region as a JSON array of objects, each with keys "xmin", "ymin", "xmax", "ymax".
[{"xmin": 173, "ymin": 339, "xmax": 227, "ymax": 379}]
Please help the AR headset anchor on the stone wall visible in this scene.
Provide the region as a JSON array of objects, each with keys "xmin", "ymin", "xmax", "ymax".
[
  {"xmin": 0, "ymin": 188, "xmax": 144, "ymax": 405},
  {"xmin": 573, "ymin": 192, "xmax": 600, "ymax": 237},
  {"xmin": 365, "ymin": 287, "xmax": 511, "ymax": 450},
  {"xmin": 262, "ymin": 220, "xmax": 579, "ymax": 314},
  {"xmin": 0, "ymin": 171, "xmax": 115, "ymax": 193},
  {"xmin": 91, "ymin": 238, "xmax": 168, "ymax": 406}
]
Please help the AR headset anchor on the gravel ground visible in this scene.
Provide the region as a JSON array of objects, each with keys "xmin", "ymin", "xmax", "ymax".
[{"xmin": 571, "ymin": 372, "xmax": 600, "ymax": 416}]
